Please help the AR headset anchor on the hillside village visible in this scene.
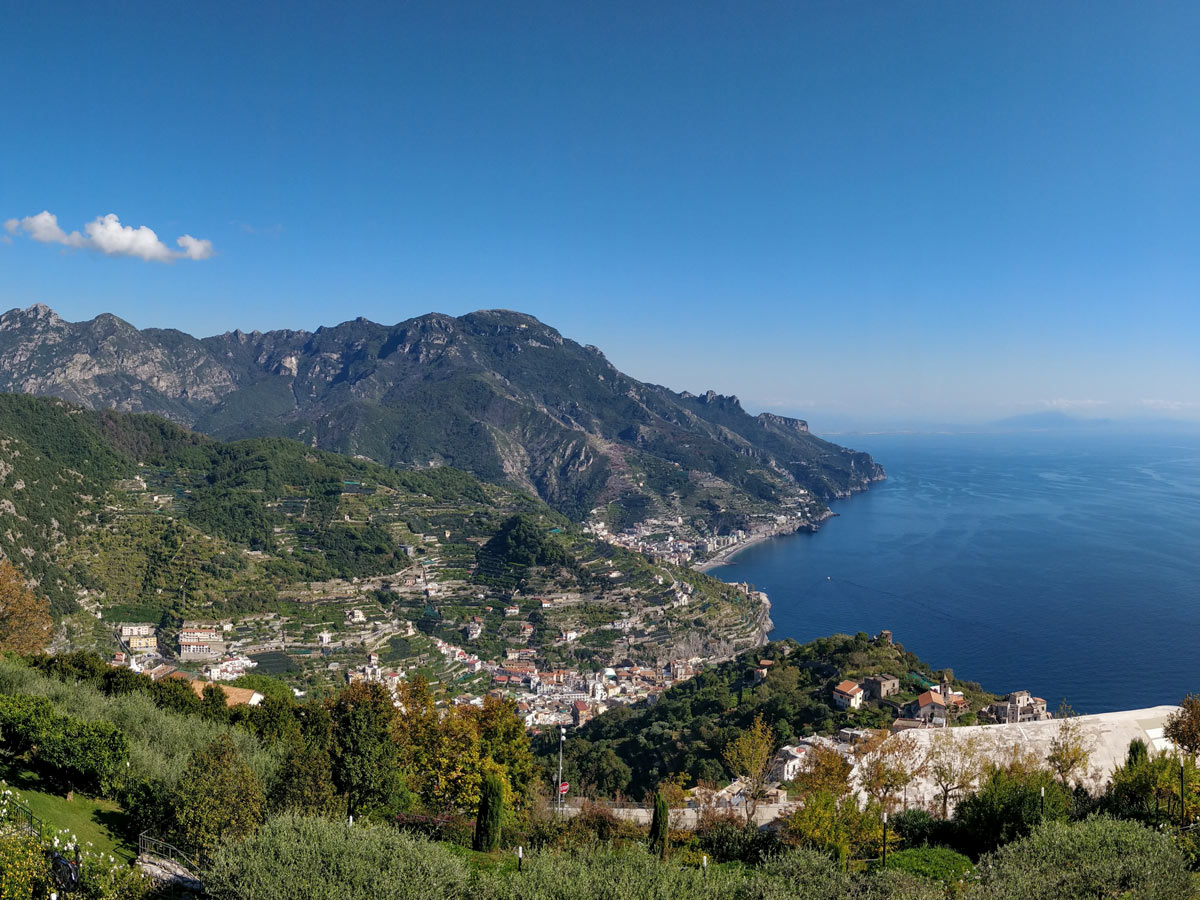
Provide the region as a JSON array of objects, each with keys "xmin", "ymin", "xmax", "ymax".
[
  {"xmin": 584, "ymin": 497, "xmax": 830, "ymax": 568},
  {"xmin": 109, "ymin": 610, "xmax": 1054, "ymax": 789}
]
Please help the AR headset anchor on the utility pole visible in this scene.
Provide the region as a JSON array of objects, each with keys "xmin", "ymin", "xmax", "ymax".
[{"xmin": 882, "ymin": 811, "xmax": 888, "ymax": 869}]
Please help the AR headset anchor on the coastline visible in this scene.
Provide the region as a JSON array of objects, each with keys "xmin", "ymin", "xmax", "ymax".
[
  {"xmin": 692, "ymin": 509, "xmax": 837, "ymax": 574},
  {"xmin": 692, "ymin": 475, "xmax": 880, "ymax": 575},
  {"xmin": 692, "ymin": 530, "xmax": 778, "ymax": 572}
]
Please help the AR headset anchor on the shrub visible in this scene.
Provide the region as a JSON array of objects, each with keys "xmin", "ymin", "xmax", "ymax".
[
  {"xmin": 566, "ymin": 801, "xmax": 624, "ymax": 844},
  {"xmin": 172, "ymin": 733, "xmax": 265, "ymax": 858},
  {"xmin": 759, "ymin": 847, "xmax": 849, "ymax": 897},
  {"xmin": 648, "ymin": 791, "xmax": 668, "ymax": 859},
  {"xmin": 890, "ymin": 808, "xmax": 958, "ymax": 849},
  {"xmin": 0, "ymin": 828, "xmax": 46, "ymax": 900},
  {"xmin": 953, "ymin": 768, "xmax": 1070, "ymax": 857},
  {"xmin": 884, "ymin": 846, "xmax": 973, "ymax": 882},
  {"xmin": 971, "ymin": 816, "xmax": 1194, "ymax": 900},
  {"xmin": 203, "ymin": 815, "xmax": 472, "ymax": 900},
  {"xmin": 694, "ymin": 809, "xmax": 780, "ymax": 863},
  {"xmin": 473, "ymin": 846, "xmax": 729, "ymax": 900}
]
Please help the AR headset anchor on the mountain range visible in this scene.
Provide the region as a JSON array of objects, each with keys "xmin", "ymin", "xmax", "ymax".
[{"xmin": 0, "ymin": 304, "xmax": 883, "ymax": 524}]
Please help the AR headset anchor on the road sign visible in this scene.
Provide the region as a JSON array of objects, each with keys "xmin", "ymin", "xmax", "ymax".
[{"xmin": 558, "ymin": 781, "xmax": 569, "ymax": 795}]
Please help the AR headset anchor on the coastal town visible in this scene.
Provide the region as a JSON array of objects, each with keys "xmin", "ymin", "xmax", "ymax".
[{"xmin": 585, "ymin": 501, "xmax": 831, "ymax": 571}]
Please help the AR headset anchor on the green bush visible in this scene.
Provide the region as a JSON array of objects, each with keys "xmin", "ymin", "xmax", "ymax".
[
  {"xmin": 890, "ymin": 808, "xmax": 958, "ymax": 849},
  {"xmin": 203, "ymin": 815, "xmax": 472, "ymax": 900},
  {"xmin": 474, "ymin": 847, "xmax": 727, "ymax": 900},
  {"xmin": 474, "ymin": 772, "xmax": 504, "ymax": 852},
  {"xmin": 759, "ymin": 848, "xmax": 849, "ymax": 896},
  {"xmin": 884, "ymin": 846, "xmax": 973, "ymax": 882},
  {"xmin": 693, "ymin": 809, "xmax": 781, "ymax": 864},
  {"xmin": 648, "ymin": 791, "xmax": 669, "ymax": 859},
  {"xmin": 971, "ymin": 816, "xmax": 1195, "ymax": 900},
  {"xmin": 953, "ymin": 768, "xmax": 1070, "ymax": 857},
  {"xmin": 0, "ymin": 694, "xmax": 129, "ymax": 795},
  {"xmin": 0, "ymin": 827, "xmax": 47, "ymax": 900}
]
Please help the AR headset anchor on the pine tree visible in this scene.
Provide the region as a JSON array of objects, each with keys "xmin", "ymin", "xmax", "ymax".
[
  {"xmin": 472, "ymin": 771, "xmax": 504, "ymax": 853},
  {"xmin": 649, "ymin": 790, "xmax": 669, "ymax": 860}
]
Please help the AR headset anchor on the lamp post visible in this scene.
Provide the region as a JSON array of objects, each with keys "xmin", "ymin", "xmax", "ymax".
[
  {"xmin": 882, "ymin": 811, "xmax": 888, "ymax": 869},
  {"xmin": 1182, "ymin": 761, "xmax": 1187, "ymax": 828},
  {"xmin": 1040, "ymin": 785, "xmax": 1045, "ymax": 819},
  {"xmin": 557, "ymin": 725, "xmax": 566, "ymax": 820}
]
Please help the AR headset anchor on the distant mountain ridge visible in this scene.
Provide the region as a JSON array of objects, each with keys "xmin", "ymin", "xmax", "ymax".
[{"xmin": 0, "ymin": 304, "xmax": 883, "ymax": 522}]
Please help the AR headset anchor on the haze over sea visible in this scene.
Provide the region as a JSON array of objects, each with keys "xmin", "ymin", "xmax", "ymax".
[{"xmin": 711, "ymin": 430, "xmax": 1200, "ymax": 714}]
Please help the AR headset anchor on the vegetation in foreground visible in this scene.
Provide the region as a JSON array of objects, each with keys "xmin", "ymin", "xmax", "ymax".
[{"xmin": 5, "ymin": 640, "xmax": 1200, "ymax": 897}]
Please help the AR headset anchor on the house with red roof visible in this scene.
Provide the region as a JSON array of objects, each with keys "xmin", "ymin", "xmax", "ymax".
[
  {"xmin": 833, "ymin": 680, "xmax": 864, "ymax": 710},
  {"xmin": 907, "ymin": 690, "xmax": 948, "ymax": 723}
]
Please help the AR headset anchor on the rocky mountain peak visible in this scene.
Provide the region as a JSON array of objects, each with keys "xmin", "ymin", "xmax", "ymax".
[
  {"xmin": 757, "ymin": 412, "xmax": 810, "ymax": 434},
  {"xmin": 0, "ymin": 303, "xmax": 65, "ymax": 331},
  {"xmin": 0, "ymin": 304, "xmax": 883, "ymax": 519},
  {"xmin": 698, "ymin": 390, "xmax": 743, "ymax": 411}
]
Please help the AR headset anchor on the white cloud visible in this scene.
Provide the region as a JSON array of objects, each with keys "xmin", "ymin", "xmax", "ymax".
[
  {"xmin": 84, "ymin": 213, "xmax": 173, "ymax": 261},
  {"xmin": 176, "ymin": 234, "xmax": 214, "ymax": 260},
  {"xmin": 19, "ymin": 210, "xmax": 83, "ymax": 246},
  {"xmin": 6, "ymin": 210, "xmax": 214, "ymax": 262}
]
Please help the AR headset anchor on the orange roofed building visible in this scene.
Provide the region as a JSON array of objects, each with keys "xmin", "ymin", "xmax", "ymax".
[
  {"xmin": 833, "ymin": 680, "xmax": 864, "ymax": 710},
  {"xmin": 170, "ymin": 673, "xmax": 264, "ymax": 707}
]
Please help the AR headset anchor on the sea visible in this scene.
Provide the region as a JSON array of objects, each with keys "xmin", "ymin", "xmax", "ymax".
[{"xmin": 709, "ymin": 430, "xmax": 1200, "ymax": 714}]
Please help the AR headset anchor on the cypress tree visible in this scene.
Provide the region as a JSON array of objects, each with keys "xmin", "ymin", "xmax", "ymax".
[
  {"xmin": 473, "ymin": 771, "xmax": 504, "ymax": 852},
  {"xmin": 649, "ymin": 790, "xmax": 669, "ymax": 860},
  {"xmin": 1126, "ymin": 737, "xmax": 1149, "ymax": 768}
]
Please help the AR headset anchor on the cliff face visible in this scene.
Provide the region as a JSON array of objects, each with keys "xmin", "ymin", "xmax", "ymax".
[
  {"xmin": 0, "ymin": 305, "xmax": 885, "ymax": 521},
  {"xmin": 0, "ymin": 305, "xmax": 238, "ymax": 419}
]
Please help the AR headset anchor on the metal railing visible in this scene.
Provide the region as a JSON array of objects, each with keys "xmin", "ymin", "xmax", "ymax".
[
  {"xmin": 138, "ymin": 830, "xmax": 202, "ymax": 877},
  {"xmin": 6, "ymin": 797, "xmax": 44, "ymax": 835}
]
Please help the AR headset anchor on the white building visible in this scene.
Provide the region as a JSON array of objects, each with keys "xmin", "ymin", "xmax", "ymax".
[{"xmin": 833, "ymin": 680, "xmax": 865, "ymax": 710}]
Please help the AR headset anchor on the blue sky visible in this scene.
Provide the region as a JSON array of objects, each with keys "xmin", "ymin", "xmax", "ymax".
[{"xmin": 3, "ymin": 2, "xmax": 1198, "ymax": 425}]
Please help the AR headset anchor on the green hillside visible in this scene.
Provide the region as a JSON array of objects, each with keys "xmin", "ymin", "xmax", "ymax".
[
  {"xmin": 0, "ymin": 394, "xmax": 547, "ymax": 617},
  {"xmin": 0, "ymin": 394, "xmax": 765, "ymax": 675}
]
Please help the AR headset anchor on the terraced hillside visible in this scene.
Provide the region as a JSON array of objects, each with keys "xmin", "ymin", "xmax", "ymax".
[{"xmin": 0, "ymin": 395, "xmax": 768, "ymax": 680}]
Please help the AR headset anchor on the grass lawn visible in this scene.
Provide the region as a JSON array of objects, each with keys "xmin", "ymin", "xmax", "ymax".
[
  {"xmin": 0, "ymin": 763, "xmax": 136, "ymax": 862},
  {"xmin": 446, "ymin": 843, "xmax": 517, "ymax": 873}
]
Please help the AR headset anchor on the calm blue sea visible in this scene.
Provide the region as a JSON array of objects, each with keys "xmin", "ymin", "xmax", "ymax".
[{"xmin": 709, "ymin": 431, "xmax": 1200, "ymax": 713}]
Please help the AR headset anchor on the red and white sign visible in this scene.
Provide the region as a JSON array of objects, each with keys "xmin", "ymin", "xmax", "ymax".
[{"xmin": 558, "ymin": 781, "xmax": 569, "ymax": 795}]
